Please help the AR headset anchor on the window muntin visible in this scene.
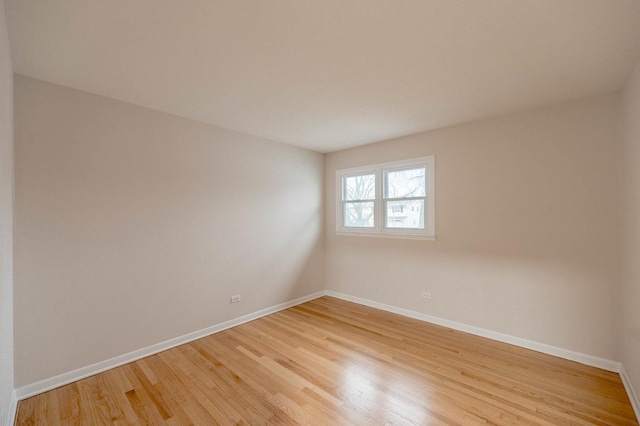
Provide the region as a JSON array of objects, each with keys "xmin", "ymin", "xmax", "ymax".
[{"xmin": 336, "ymin": 156, "xmax": 435, "ymax": 239}]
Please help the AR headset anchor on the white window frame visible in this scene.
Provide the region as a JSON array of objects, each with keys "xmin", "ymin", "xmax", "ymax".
[{"xmin": 336, "ymin": 156, "xmax": 435, "ymax": 240}]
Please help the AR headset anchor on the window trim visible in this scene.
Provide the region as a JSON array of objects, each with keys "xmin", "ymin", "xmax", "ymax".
[{"xmin": 335, "ymin": 156, "xmax": 435, "ymax": 240}]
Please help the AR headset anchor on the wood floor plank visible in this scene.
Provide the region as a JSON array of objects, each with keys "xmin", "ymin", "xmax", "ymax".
[{"xmin": 15, "ymin": 296, "xmax": 638, "ymax": 425}]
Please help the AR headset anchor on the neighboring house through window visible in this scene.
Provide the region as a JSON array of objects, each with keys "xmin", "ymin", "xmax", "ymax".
[{"xmin": 336, "ymin": 156, "xmax": 435, "ymax": 240}]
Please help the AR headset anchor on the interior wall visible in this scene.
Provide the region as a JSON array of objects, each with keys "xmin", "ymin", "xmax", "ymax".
[
  {"xmin": 0, "ymin": 0, "xmax": 14, "ymax": 423},
  {"xmin": 13, "ymin": 74, "xmax": 324, "ymax": 387},
  {"xmin": 325, "ymin": 94, "xmax": 621, "ymax": 360},
  {"xmin": 622, "ymin": 56, "xmax": 640, "ymax": 399}
]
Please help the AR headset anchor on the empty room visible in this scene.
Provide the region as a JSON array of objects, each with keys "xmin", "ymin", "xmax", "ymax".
[{"xmin": 2, "ymin": 0, "xmax": 640, "ymax": 424}]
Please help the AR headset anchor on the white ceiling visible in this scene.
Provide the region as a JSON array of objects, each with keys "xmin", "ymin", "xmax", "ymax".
[{"xmin": 6, "ymin": 1, "xmax": 640, "ymax": 153}]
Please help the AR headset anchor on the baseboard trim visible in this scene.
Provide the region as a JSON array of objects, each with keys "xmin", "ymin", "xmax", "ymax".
[
  {"xmin": 621, "ymin": 365, "xmax": 640, "ymax": 422},
  {"xmin": 15, "ymin": 290, "xmax": 327, "ymax": 401},
  {"xmin": 14, "ymin": 289, "xmax": 628, "ymax": 411},
  {"xmin": 325, "ymin": 290, "xmax": 621, "ymax": 373}
]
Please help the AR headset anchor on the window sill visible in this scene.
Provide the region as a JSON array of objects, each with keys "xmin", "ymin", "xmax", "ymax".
[{"xmin": 335, "ymin": 231, "xmax": 436, "ymax": 241}]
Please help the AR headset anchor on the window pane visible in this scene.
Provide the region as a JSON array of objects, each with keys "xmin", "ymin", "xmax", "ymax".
[
  {"xmin": 344, "ymin": 201, "xmax": 374, "ymax": 227},
  {"xmin": 386, "ymin": 200, "xmax": 424, "ymax": 229},
  {"xmin": 385, "ymin": 167, "xmax": 426, "ymax": 198},
  {"xmin": 343, "ymin": 174, "xmax": 375, "ymax": 201}
]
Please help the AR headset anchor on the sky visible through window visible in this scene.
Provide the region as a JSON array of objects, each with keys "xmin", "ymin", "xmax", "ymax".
[
  {"xmin": 343, "ymin": 174, "xmax": 375, "ymax": 227},
  {"xmin": 385, "ymin": 167, "xmax": 425, "ymax": 229},
  {"xmin": 342, "ymin": 167, "xmax": 426, "ymax": 229}
]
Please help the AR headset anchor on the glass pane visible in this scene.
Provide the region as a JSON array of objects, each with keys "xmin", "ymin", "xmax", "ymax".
[
  {"xmin": 344, "ymin": 202, "xmax": 374, "ymax": 227},
  {"xmin": 343, "ymin": 174, "xmax": 375, "ymax": 201},
  {"xmin": 386, "ymin": 200, "xmax": 424, "ymax": 229},
  {"xmin": 385, "ymin": 167, "xmax": 426, "ymax": 199}
]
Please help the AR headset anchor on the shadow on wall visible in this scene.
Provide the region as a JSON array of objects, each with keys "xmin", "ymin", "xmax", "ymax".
[
  {"xmin": 326, "ymin": 235, "xmax": 618, "ymax": 360},
  {"xmin": 269, "ymin": 209, "xmax": 324, "ymax": 302}
]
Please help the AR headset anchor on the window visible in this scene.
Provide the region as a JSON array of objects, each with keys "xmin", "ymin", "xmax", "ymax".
[
  {"xmin": 336, "ymin": 156, "xmax": 435, "ymax": 239},
  {"xmin": 342, "ymin": 173, "xmax": 375, "ymax": 227}
]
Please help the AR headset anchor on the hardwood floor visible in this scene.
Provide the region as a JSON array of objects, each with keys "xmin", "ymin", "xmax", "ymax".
[{"xmin": 16, "ymin": 296, "xmax": 638, "ymax": 425}]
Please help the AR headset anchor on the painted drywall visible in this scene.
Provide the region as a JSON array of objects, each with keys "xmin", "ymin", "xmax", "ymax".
[
  {"xmin": 0, "ymin": 0, "xmax": 14, "ymax": 424},
  {"xmin": 325, "ymin": 94, "xmax": 621, "ymax": 360},
  {"xmin": 622, "ymin": 56, "xmax": 640, "ymax": 404},
  {"xmin": 13, "ymin": 75, "xmax": 324, "ymax": 387}
]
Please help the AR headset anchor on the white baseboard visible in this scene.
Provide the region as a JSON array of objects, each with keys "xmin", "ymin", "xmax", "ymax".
[
  {"xmin": 15, "ymin": 290, "xmax": 327, "ymax": 401},
  {"xmin": 621, "ymin": 365, "xmax": 640, "ymax": 422},
  {"xmin": 15, "ymin": 288, "xmax": 632, "ymax": 421},
  {"xmin": 326, "ymin": 290, "xmax": 621, "ymax": 373}
]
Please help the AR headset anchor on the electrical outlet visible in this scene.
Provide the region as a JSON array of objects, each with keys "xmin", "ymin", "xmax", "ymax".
[
  {"xmin": 231, "ymin": 294, "xmax": 241, "ymax": 303},
  {"xmin": 421, "ymin": 291, "xmax": 431, "ymax": 300}
]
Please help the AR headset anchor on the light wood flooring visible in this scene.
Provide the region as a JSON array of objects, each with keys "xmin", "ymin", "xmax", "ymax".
[{"xmin": 15, "ymin": 296, "xmax": 638, "ymax": 425}]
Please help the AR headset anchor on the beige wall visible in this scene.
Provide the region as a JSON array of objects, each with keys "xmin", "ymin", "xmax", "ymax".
[
  {"xmin": 13, "ymin": 75, "xmax": 324, "ymax": 387},
  {"xmin": 622, "ymin": 57, "xmax": 640, "ymax": 400},
  {"xmin": 0, "ymin": 0, "xmax": 14, "ymax": 423},
  {"xmin": 325, "ymin": 95, "xmax": 621, "ymax": 360},
  {"xmin": 9, "ymin": 60, "xmax": 635, "ymax": 401}
]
